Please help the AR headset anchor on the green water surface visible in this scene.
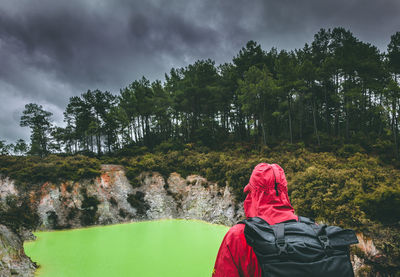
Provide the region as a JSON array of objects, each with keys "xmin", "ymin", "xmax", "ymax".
[{"xmin": 24, "ymin": 219, "xmax": 229, "ymax": 277}]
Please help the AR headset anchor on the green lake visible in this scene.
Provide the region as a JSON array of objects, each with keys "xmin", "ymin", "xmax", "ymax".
[{"xmin": 24, "ymin": 219, "xmax": 229, "ymax": 277}]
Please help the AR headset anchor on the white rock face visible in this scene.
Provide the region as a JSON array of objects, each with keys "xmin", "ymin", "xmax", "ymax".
[
  {"xmin": 356, "ymin": 233, "xmax": 379, "ymax": 257},
  {"xmin": 36, "ymin": 165, "xmax": 137, "ymax": 228},
  {"xmin": 0, "ymin": 176, "xmax": 18, "ymax": 201},
  {"xmin": 139, "ymin": 173, "xmax": 177, "ymax": 219},
  {"xmin": 134, "ymin": 172, "xmax": 242, "ymax": 224},
  {"xmin": 1, "ymin": 166, "xmax": 242, "ymax": 229},
  {"xmin": 352, "ymin": 233, "xmax": 382, "ymax": 276},
  {"xmin": 163, "ymin": 173, "xmax": 240, "ymax": 225},
  {"xmin": 91, "ymin": 165, "xmax": 137, "ymax": 225},
  {"xmin": 0, "ymin": 224, "xmax": 36, "ymax": 277},
  {"xmin": 0, "ymin": 177, "xmax": 36, "ymax": 276}
]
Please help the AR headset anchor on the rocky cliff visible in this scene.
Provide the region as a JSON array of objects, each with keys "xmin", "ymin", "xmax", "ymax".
[
  {"xmin": 0, "ymin": 164, "xmax": 383, "ymax": 276},
  {"xmin": 28, "ymin": 165, "xmax": 242, "ymax": 228},
  {"xmin": 0, "ymin": 224, "xmax": 36, "ymax": 276}
]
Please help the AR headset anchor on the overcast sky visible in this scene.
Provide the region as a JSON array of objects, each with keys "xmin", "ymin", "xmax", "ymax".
[{"xmin": 0, "ymin": 0, "xmax": 399, "ymax": 143}]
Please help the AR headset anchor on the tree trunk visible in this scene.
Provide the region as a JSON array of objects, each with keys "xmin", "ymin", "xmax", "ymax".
[
  {"xmin": 393, "ymin": 74, "xmax": 399, "ymax": 158},
  {"xmin": 324, "ymin": 86, "xmax": 330, "ymax": 135},
  {"xmin": 260, "ymin": 117, "xmax": 267, "ymax": 145},
  {"xmin": 288, "ymin": 93, "xmax": 293, "ymax": 144},
  {"xmin": 312, "ymin": 99, "xmax": 320, "ymax": 146},
  {"xmin": 141, "ymin": 116, "xmax": 145, "ymax": 144}
]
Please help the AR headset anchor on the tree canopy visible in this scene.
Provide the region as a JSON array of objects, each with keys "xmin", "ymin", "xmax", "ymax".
[{"xmin": 1, "ymin": 27, "xmax": 399, "ymax": 162}]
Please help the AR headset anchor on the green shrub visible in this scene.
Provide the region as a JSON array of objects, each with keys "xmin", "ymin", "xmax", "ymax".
[
  {"xmin": 0, "ymin": 155, "xmax": 101, "ymax": 191},
  {"xmin": 80, "ymin": 188, "xmax": 100, "ymax": 226},
  {"xmin": 46, "ymin": 210, "xmax": 59, "ymax": 229},
  {"xmin": 0, "ymin": 195, "xmax": 40, "ymax": 231},
  {"xmin": 127, "ymin": 191, "xmax": 149, "ymax": 217},
  {"xmin": 356, "ymin": 185, "xmax": 400, "ymax": 224}
]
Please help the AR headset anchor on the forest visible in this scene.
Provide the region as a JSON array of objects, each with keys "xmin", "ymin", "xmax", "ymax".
[{"xmin": 0, "ymin": 27, "xmax": 399, "ymax": 163}]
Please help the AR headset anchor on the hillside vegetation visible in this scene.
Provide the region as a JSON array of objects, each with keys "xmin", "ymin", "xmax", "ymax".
[{"xmin": 1, "ymin": 145, "xmax": 399, "ymax": 273}]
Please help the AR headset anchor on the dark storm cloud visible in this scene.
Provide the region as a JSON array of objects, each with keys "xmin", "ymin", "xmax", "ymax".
[
  {"xmin": 0, "ymin": 0, "xmax": 399, "ymax": 142},
  {"xmin": 253, "ymin": 0, "xmax": 400, "ymax": 51}
]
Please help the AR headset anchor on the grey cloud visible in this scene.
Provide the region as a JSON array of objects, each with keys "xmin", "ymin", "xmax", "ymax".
[
  {"xmin": 0, "ymin": 0, "xmax": 399, "ymax": 142},
  {"xmin": 255, "ymin": 0, "xmax": 400, "ymax": 50}
]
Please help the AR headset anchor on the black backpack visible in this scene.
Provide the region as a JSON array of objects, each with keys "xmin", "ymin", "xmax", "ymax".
[{"xmin": 239, "ymin": 216, "xmax": 359, "ymax": 277}]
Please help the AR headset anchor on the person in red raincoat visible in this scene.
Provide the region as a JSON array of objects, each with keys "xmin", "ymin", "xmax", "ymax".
[{"xmin": 212, "ymin": 163, "xmax": 298, "ymax": 277}]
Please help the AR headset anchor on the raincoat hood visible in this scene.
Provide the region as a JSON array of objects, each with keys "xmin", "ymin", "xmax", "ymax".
[{"xmin": 243, "ymin": 163, "xmax": 297, "ymax": 225}]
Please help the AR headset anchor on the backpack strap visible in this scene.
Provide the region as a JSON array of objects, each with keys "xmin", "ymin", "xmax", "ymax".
[
  {"xmin": 237, "ymin": 217, "xmax": 270, "ymax": 226},
  {"xmin": 272, "ymin": 223, "xmax": 287, "ymax": 255},
  {"xmin": 297, "ymin": 216, "xmax": 331, "ymax": 251},
  {"xmin": 298, "ymin": 216, "xmax": 315, "ymax": 224},
  {"xmin": 314, "ymin": 225, "xmax": 332, "ymax": 250}
]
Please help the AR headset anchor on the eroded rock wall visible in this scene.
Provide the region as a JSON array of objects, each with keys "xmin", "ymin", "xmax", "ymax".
[
  {"xmin": 32, "ymin": 165, "xmax": 242, "ymax": 228},
  {"xmin": 0, "ymin": 224, "xmax": 36, "ymax": 277},
  {"xmin": 138, "ymin": 172, "xmax": 242, "ymax": 224},
  {"xmin": 36, "ymin": 165, "xmax": 137, "ymax": 228}
]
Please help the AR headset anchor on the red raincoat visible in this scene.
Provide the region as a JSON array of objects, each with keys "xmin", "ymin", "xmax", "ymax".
[{"xmin": 212, "ymin": 163, "xmax": 298, "ymax": 277}]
